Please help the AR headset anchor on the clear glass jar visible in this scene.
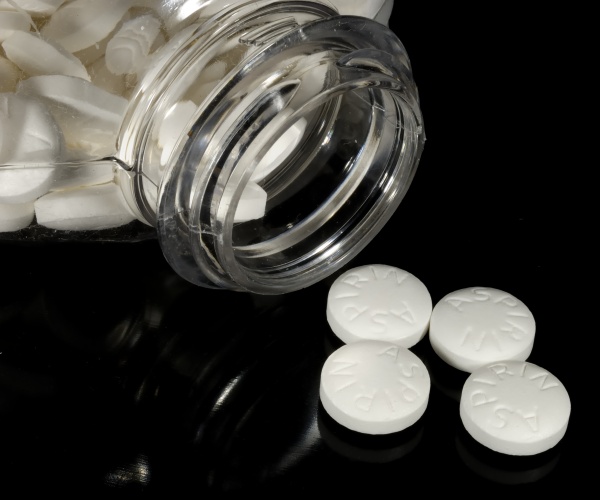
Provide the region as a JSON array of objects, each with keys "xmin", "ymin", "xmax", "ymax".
[{"xmin": 0, "ymin": 0, "xmax": 424, "ymax": 294}]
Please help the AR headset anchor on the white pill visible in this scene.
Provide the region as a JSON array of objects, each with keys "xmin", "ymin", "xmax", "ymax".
[
  {"xmin": 251, "ymin": 116, "xmax": 307, "ymax": 182},
  {"xmin": 429, "ymin": 287, "xmax": 536, "ymax": 373},
  {"xmin": 34, "ymin": 183, "xmax": 136, "ymax": 230},
  {"xmin": 17, "ymin": 75, "xmax": 128, "ymax": 157},
  {"xmin": 460, "ymin": 360, "xmax": 571, "ymax": 456},
  {"xmin": 320, "ymin": 340, "xmax": 430, "ymax": 435},
  {"xmin": 0, "ymin": 93, "xmax": 61, "ymax": 204},
  {"xmin": 326, "ymin": 264, "xmax": 432, "ymax": 348},
  {"xmin": 2, "ymin": 31, "xmax": 90, "ymax": 80},
  {"xmin": 234, "ymin": 182, "xmax": 267, "ymax": 222},
  {"xmin": 0, "ymin": 10, "xmax": 30, "ymax": 42},
  {"xmin": 50, "ymin": 162, "xmax": 115, "ymax": 191},
  {"xmin": 71, "ymin": 11, "xmax": 135, "ymax": 67},
  {"xmin": 0, "ymin": 0, "xmax": 67, "ymax": 16},
  {"xmin": 0, "ymin": 201, "xmax": 34, "ymax": 232},
  {"xmin": 41, "ymin": 0, "xmax": 132, "ymax": 53},
  {"xmin": 0, "ymin": 56, "xmax": 20, "ymax": 92},
  {"xmin": 105, "ymin": 14, "xmax": 161, "ymax": 76}
]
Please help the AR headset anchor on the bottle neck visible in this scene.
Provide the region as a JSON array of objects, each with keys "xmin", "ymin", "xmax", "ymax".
[{"xmin": 118, "ymin": 0, "xmax": 424, "ymax": 293}]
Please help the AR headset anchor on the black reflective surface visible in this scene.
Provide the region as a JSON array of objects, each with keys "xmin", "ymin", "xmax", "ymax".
[{"xmin": 0, "ymin": 4, "xmax": 588, "ymax": 496}]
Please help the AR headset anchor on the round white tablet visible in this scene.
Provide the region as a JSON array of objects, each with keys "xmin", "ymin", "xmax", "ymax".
[
  {"xmin": 460, "ymin": 360, "xmax": 571, "ymax": 456},
  {"xmin": 320, "ymin": 340, "xmax": 430, "ymax": 435},
  {"xmin": 429, "ymin": 287, "xmax": 536, "ymax": 373},
  {"xmin": 326, "ymin": 265, "xmax": 432, "ymax": 347}
]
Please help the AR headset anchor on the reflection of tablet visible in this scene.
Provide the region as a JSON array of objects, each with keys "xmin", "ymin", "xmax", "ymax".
[
  {"xmin": 318, "ymin": 403, "xmax": 424, "ymax": 464},
  {"xmin": 455, "ymin": 425, "xmax": 560, "ymax": 485}
]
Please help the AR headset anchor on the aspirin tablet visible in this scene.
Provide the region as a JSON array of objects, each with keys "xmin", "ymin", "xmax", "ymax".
[
  {"xmin": 326, "ymin": 264, "xmax": 432, "ymax": 348},
  {"xmin": 429, "ymin": 287, "xmax": 536, "ymax": 373},
  {"xmin": 460, "ymin": 360, "xmax": 571, "ymax": 455},
  {"xmin": 320, "ymin": 340, "xmax": 430, "ymax": 435}
]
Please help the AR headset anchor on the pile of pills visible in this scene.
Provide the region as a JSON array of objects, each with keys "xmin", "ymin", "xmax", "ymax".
[
  {"xmin": 0, "ymin": 0, "xmax": 393, "ymax": 233},
  {"xmin": 0, "ymin": 0, "xmax": 160, "ymax": 232},
  {"xmin": 320, "ymin": 264, "xmax": 571, "ymax": 456}
]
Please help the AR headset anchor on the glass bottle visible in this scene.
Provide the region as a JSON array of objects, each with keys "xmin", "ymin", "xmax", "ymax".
[{"xmin": 0, "ymin": 0, "xmax": 424, "ymax": 294}]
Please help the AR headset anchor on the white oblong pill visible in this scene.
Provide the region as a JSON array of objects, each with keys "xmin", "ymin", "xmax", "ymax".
[
  {"xmin": 2, "ymin": 31, "xmax": 90, "ymax": 80},
  {"xmin": 429, "ymin": 287, "xmax": 536, "ymax": 373},
  {"xmin": 320, "ymin": 340, "xmax": 430, "ymax": 435},
  {"xmin": 0, "ymin": 0, "xmax": 67, "ymax": 16},
  {"xmin": 41, "ymin": 0, "xmax": 133, "ymax": 53},
  {"xmin": 326, "ymin": 265, "xmax": 432, "ymax": 348},
  {"xmin": 460, "ymin": 360, "xmax": 571, "ymax": 456},
  {"xmin": 105, "ymin": 13, "xmax": 161, "ymax": 76},
  {"xmin": 0, "ymin": 56, "xmax": 20, "ymax": 92},
  {"xmin": 17, "ymin": 74, "xmax": 128, "ymax": 157},
  {"xmin": 50, "ymin": 162, "xmax": 115, "ymax": 191},
  {"xmin": 34, "ymin": 182, "xmax": 136, "ymax": 230},
  {"xmin": 0, "ymin": 10, "xmax": 30, "ymax": 42},
  {"xmin": 234, "ymin": 182, "xmax": 267, "ymax": 222},
  {"xmin": 0, "ymin": 93, "xmax": 62, "ymax": 204},
  {"xmin": 0, "ymin": 201, "xmax": 34, "ymax": 232}
]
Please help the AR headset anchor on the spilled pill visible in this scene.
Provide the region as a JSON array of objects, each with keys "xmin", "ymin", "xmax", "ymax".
[
  {"xmin": 460, "ymin": 360, "xmax": 571, "ymax": 455},
  {"xmin": 429, "ymin": 287, "xmax": 536, "ymax": 373},
  {"xmin": 326, "ymin": 264, "xmax": 432, "ymax": 348},
  {"xmin": 320, "ymin": 340, "xmax": 430, "ymax": 434}
]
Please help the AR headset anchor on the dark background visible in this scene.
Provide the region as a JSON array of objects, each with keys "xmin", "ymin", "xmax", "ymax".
[{"xmin": 0, "ymin": 3, "xmax": 588, "ymax": 496}]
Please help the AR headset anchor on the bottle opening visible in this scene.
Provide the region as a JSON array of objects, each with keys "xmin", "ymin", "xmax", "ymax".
[{"xmin": 153, "ymin": 12, "xmax": 424, "ymax": 293}]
